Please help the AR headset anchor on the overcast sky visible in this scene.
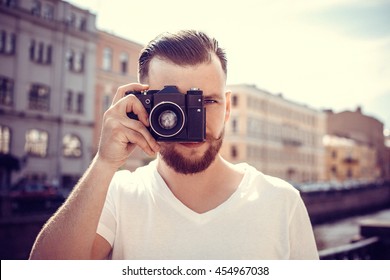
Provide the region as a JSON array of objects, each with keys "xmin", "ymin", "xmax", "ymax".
[{"xmin": 68, "ymin": 0, "xmax": 390, "ymax": 130}]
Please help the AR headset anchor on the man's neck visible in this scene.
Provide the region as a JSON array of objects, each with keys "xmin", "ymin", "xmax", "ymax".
[{"xmin": 156, "ymin": 154, "xmax": 244, "ymax": 214}]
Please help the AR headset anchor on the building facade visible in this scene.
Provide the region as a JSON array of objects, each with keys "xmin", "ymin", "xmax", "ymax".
[
  {"xmin": 0, "ymin": 0, "xmax": 97, "ymax": 190},
  {"xmin": 94, "ymin": 30, "xmax": 152, "ymax": 171},
  {"xmin": 221, "ymin": 84, "xmax": 326, "ymax": 183},
  {"xmin": 325, "ymin": 107, "xmax": 390, "ymax": 181},
  {"xmin": 323, "ymin": 135, "xmax": 379, "ymax": 182}
]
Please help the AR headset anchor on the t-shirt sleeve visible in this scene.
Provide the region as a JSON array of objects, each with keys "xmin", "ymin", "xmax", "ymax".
[
  {"xmin": 96, "ymin": 178, "xmax": 118, "ymax": 246},
  {"xmin": 288, "ymin": 194, "xmax": 319, "ymax": 260}
]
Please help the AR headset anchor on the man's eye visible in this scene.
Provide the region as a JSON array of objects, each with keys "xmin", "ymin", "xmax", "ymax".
[{"xmin": 204, "ymin": 99, "xmax": 218, "ymax": 105}]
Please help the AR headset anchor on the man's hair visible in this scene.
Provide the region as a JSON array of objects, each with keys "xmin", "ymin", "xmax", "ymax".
[{"xmin": 138, "ymin": 30, "xmax": 227, "ymax": 83}]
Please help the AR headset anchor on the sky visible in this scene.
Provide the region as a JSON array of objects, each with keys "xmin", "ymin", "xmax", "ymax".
[{"xmin": 68, "ymin": 0, "xmax": 390, "ymax": 130}]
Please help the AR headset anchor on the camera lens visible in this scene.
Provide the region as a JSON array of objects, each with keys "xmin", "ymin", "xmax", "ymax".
[
  {"xmin": 150, "ymin": 102, "xmax": 185, "ymax": 138},
  {"xmin": 158, "ymin": 110, "xmax": 177, "ymax": 129}
]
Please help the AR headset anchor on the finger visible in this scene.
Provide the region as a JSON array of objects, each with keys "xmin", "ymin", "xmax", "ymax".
[
  {"xmin": 126, "ymin": 130, "xmax": 157, "ymax": 157},
  {"xmin": 120, "ymin": 118, "xmax": 160, "ymax": 154},
  {"xmin": 112, "ymin": 83, "xmax": 149, "ymax": 106},
  {"xmin": 122, "ymin": 94, "xmax": 150, "ymax": 127}
]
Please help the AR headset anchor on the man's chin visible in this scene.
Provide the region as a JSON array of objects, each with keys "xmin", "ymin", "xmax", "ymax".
[
  {"xmin": 158, "ymin": 129, "xmax": 224, "ymax": 175},
  {"xmin": 159, "ymin": 144, "xmax": 216, "ymax": 175}
]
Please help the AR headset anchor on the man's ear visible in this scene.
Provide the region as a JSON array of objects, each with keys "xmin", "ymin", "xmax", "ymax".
[{"xmin": 225, "ymin": 90, "xmax": 232, "ymax": 123}]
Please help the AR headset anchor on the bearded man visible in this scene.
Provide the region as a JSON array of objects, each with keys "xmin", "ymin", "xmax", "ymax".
[{"xmin": 30, "ymin": 30, "xmax": 318, "ymax": 260}]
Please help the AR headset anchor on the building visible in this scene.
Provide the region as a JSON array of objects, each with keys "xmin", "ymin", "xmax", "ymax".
[
  {"xmin": 221, "ymin": 84, "xmax": 326, "ymax": 183},
  {"xmin": 94, "ymin": 30, "xmax": 152, "ymax": 171},
  {"xmin": 323, "ymin": 135, "xmax": 379, "ymax": 182},
  {"xmin": 0, "ymin": 0, "xmax": 97, "ymax": 190},
  {"xmin": 325, "ymin": 107, "xmax": 389, "ymax": 181}
]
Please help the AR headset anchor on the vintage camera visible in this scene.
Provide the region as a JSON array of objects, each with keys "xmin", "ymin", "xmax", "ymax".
[{"xmin": 125, "ymin": 85, "xmax": 206, "ymax": 142}]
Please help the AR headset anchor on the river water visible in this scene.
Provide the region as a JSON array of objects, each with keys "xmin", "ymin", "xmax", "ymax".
[{"xmin": 313, "ymin": 208, "xmax": 390, "ymax": 251}]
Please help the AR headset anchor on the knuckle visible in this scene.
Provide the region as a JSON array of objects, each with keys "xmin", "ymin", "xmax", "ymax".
[
  {"xmin": 108, "ymin": 120, "xmax": 122, "ymax": 133},
  {"xmin": 117, "ymin": 84, "xmax": 130, "ymax": 92},
  {"xmin": 133, "ymin": 120, "xmax": 146, "ymax": 131},
  {"xmin": 126, "ymin": 93, "xmax": 136, "ymax": 101}
]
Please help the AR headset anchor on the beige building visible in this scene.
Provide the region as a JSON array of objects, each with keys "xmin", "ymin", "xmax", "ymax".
[
  {"xmin": 221, "ymin": 84, "xmax": 326, "ymax": 183},
  {"xmin": 0, "ymin": 0, "xmax": 97, "ymax": 190},
  {"xmin": 95, "ymin": 30, "xmax": 152, "ymax": 171},
  {"xmin": 323, "ymin": 135, "xmax": 379, "ymax": 182},
  {"xmin": 326, "ymin": 107, "xmax": 389, "ymax": 180}
]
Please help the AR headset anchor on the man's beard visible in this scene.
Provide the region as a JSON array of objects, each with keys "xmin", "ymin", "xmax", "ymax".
[{"xmin": 159, "ymin": 129, "xmax": 224, "ymax": 175}]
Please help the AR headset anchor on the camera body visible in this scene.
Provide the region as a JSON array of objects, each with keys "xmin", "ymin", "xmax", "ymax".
[{"xmin": 125, "ymin": 85, "xmax": 206, "ymax": 142}]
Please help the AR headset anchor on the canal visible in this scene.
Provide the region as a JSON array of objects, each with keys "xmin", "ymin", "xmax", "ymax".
[{"xmin": 313, "ymin": 207, "xmax": 390, "ymax": 251}]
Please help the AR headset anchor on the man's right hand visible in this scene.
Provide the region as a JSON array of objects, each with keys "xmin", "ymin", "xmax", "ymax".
[{"xmin": 97, "ymin": 83, "xmax": 160, "ymax": 169}]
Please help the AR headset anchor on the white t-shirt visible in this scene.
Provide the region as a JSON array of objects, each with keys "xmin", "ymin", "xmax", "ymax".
[{"xmin": 97, "ymin": 160, "xmax": 318, "ymax": 260}]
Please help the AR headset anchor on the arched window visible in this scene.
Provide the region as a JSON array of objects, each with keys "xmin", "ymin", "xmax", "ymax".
[
  {"xmin": 63, "ymin": 134, "xmax": 82, "ymax": 157},
  {"xmin": 25, "ymin": 129, "xmax": 48, "ymax": 157},
  {"xmin": 0, "ymin": 125, "xmax": 11, "ymax": 154}
]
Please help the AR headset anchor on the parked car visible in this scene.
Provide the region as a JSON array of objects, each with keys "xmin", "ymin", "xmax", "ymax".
[
  {"xmin": 8, "ymin": 180, "xmax": 65, "ymax": 213},
  {"xmin": 9, "ymin": 182, "xmax": 62, "ymax": 200}
]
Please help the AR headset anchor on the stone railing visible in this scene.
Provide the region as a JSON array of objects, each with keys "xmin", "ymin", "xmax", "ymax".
[{"xmin": 319, "ymin": 220, "xmax": 390, "ymax": 260}]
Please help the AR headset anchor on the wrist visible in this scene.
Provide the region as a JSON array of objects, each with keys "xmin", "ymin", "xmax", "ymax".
[{"xmin": 92, "ymin": 154, "xmax": 122, "ymax": 174}]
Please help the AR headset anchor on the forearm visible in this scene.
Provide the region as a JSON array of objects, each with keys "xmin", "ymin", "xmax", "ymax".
[{"xmin": 29, "ymin": 156, "xmax": 117, "ymax": 259}]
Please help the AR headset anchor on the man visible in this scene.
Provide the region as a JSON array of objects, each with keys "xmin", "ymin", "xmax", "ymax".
[{"xmin": 30, "ymin": 30, "xmax": 318, "ymax": 259}]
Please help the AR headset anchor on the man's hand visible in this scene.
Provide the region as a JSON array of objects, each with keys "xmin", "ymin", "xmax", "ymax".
[{"xmin": 97, "ymin": 83, "xmax": 160, "ymax": 169}]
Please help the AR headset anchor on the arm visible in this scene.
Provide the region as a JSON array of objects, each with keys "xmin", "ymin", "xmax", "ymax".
[{"xmin": 29, "ymin": 83, "xmax": 160, "ymax": 259}]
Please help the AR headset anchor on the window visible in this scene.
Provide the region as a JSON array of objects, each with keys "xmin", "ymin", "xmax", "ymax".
[
  {"xmin": 0, "ymin": 125, "xmax": 11, "ymax": 154},
  {"xmin": 102, "ymin": 94, "xmax": 111, "ymax": 112},
  {"xmin": 1, "ymin": 0, "xmax": 17, "ymax": 7},
  {"xmin": 65, "ymin": 90, "xmax": 84, "ymax": 113},
  {"xmin": 73, "ymin": 52, "xmax": 84, "ymax": 72},
  {"xmin": 37, "ymin": 42, "xmax": 44, "ymax": 63},
  {"xmin": 66, "ymin": 49, "xmax": 74, "ymax": 70},
  {"xmin": 0, "ymin": 30, "xmax": 16, "ymax": 55},
  {"xmin": 66, "ymin": 13, "xmax": 76, "ymax": 28},
  {"xmin": 46, "ymin": 45, "xmax": 52, "ymax": 64},
  {"xmin": 231, "ymin": 118, "xmax": 237, "ymax": 134},
  {"xmin": 120, "ymin": 52, "xmax": 128, "ymax": 74},
  {"xmin": 29, "ymin": 40, "xmax": 52, "ymax": 64},
  {"xmin": 102, "ymin": 47, "xmax": 112, "ymax": 71},
  {"xmin": 76, "ymin": 92, "xmax": 84, "ymax": 113},
  {"xmin": 28, "ymin": 84, "xmax": 50, "ymax": 111},
  {"xmin": 42, "ymin": 3, "xmax": 54, "ymax": 21},
  {"xmin": 25, "ymin": 129, "xmax": 48, "ymax": 157},
  {"xmin": 231, "ymin": 145, "xmax": 238, "ymax": 159},
  {"xmin": 79, "ymin": 18, "xmax": 87, "ymax": 31},
  {"xmin": 31, "ymin": 0, "xmax": 41, "ymax": 16},
  {"xmin": 66, "ymin": 49, "xmax": 84, "ymax": 72},
  {"xmin": 63, "ymin": 134, "xmax": 82, "ymax": 157},
  {"xmin": 232, "ymin": 95, "xmax": 238, "ymax": 107},
  {"xmin": 29, "ymin": 39, "xmax": 35, "ymax": 60},
  {"xmin": 0, "ymin": 76, "xmax": 14, "ymax": 106},
  {"xmin": 65, "ymin": 90, "xmax": 73, "ymax": 112}
]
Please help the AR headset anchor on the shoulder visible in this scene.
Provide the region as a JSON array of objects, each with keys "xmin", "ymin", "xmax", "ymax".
[
  {"xmin": 238, "ymin": 163, "xmax": 300, "ymax": 198},
  {"xmin": 109, "ymin": 160, "xmax": 156, "ymax": 195},
  {"xmin": 262, "ymin": 174, "xmax": 299, "ymax": 195}
]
